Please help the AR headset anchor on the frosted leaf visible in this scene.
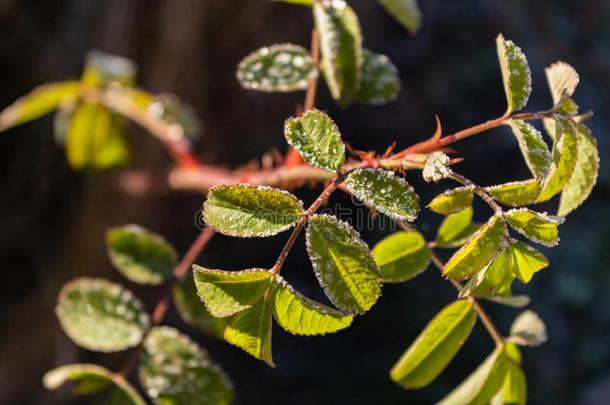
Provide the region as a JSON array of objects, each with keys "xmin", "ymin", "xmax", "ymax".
[
  {"xmin": 486, "ymin": 179, "xmax": 541, "ymax": 207},
  {"xmin": 224, "ymin": 299, "xmax": 274, "ymax": 367},
  {"xmin": 538, "ymin": 117, "xmax": 578, "ymax": 202},
  {"xmin": 496, "ymin": 34, "xmax": 532, "ymax": 113},
  {"xmin": 545, "ymin": 61, "xmax": 579, "ymax": 105},
  {"xmin": 508, "ymin": 120, "xmax": 551, "ymax": 179},
  {"xmin": 422, "ymin": 151, "xmax": 451, "ymax": 183},
  {"xmin": 460, "ymin": 248, "xmax": 515, "ymax": 299},
  {"xmin": 427, "ymin": 186, "xmax": 474, "ymax": 215},
  {"xmin": 505, "ymin": 208, "xmax": 564, "ymax": 247},
  {"xmin": 356, "ymin": 49, "xmax": 401, "ymax": 105},
  {"xmin": 509, "ymin": 310, "xmax": 547, "ymax": 347}
]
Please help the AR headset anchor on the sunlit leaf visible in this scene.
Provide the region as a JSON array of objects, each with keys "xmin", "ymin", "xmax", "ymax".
[
  {"xmin": 346, "ymin": 168, "xmax": 419, "ymax": 222},
  {"xmin": 139, "ymin": 326, "xmax": 233, "ymax": 405},
  {"xmin": 270, "ymin": 276, "xmax": 353, "ymax": 335},
  {"xmin": 509, "ymin": 310, "xmax": 547, "ymax": 347},
  {"xmin": 510, "ymin": 239, "xmax": 548, "ymax": 283},
  {"xmin": 496, "ymin": 34, "xmax": 531, "ymax": 113},
  {"xmin": 460, "ymin": 248, "xmax": 515, "ymax": 298},
  {"xmin": 192, "ymin": 266, "xmax": 272, "ymax": 318},
  {"xmin": 224, "ymin": 298, "xmax": 274, "ymax": 366},
  {"xmin": 483, "ymin": 295, "xmax": 531, "ymax": 308},
  {"xmin": 508, "ymin": 120, "xmax": 551, "ymax": 179},
  {"xmin": 284, "ymin": 109, "xmax": 345, "ymax": 172},
  {"xmin": 106, "ymin": 224, "xmax": 176, "ymax": 285},
  {"xmin": 203, "ymin": 184, "xmax": 304, "ymax": 237},
  {"xmin": 356, "ymin": 49, "xmax": 401, "ymax": 105},
  {"xmin": 505, "ymin": 208, "xmax": 564, "ymax": 247},
  {"xmin": 491, "ymin": 365, "xmax": 527, "ymax": 405},
  {"xmin": 390, "ymin": 300, "xmax": 476, "ymax": 389},
  {"xmin": 427, "ymin": 186, "xmax": 474, "ymax": 215},
  {"xmin": 306, "ymin": 214, "xmax": 381, "ymax": 314},
  {"xmin": 236, "ymin": 43, "xmax": 317, "ymax": 92},
  {"xmin": 377, "ymin": 0, "xmax": 421, "ymax": 33},
  {"xmin": 538, "ymin": 117, "xmax": 578, "ymax": 202},
  {"xmin": 56, "ymin": 278, "xmax": 150, "ymax": 352},
  {"xmin": 545, "ymin": 61, "xmax": 579, "ymax": 105},
  {"xmin": 372, "ymin": 231, "xmax": 430, "ymax": 282},
  {"xmin": 436, "ymin": 207, "xmax": 481, "ymax": 248},
  {"xmin": 486, "ymin": 179, "xmax": 541, "ymax": 207}
]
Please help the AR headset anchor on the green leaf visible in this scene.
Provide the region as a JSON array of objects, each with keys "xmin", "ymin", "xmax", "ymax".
[
  {"xmin": 510, "ymin": 239, "xmax": 548, "ymax": 283},
  {"xmin": 236, "ymin": 43, "xmax": 317, "ymax": 92},
  {"xmin": 496, "ymin": 34, "xmax": 531, "ymax": 113},
  {"xmin": 557, "ymin": 123, "xmax": 599, "ymax": 216},
  {"xmin": 427, "ymin": 186, "xmax": 474, "ymax": 215},
  {"xmin": 356, "ymin": 49, "xmax": 401, "ymax": 105},
  {"xmin": 390, "ymin": 299, "xmax": 477, "ymax": 389},
  {"xmin": 139, "ymin": 326, "xmax": 233, "ymax": 405},
  {"xmin": 284, "ymin": 109, "xmax": 345, "ymax": 172},
  {"xmin": 372, "ymin": 231, "xmax": 431, "ymax": 282},
  {"xmin": 377, "ymin": 0, "xmax": 422, "ymax": 33},
  {"xmin": 203, "ymin": 184, "xmax": 304, "ymax": 237},
  {"xmin": 43, "ymin": 363, "xmax": 145, "ymax": 405},
  {"xmin": 270, "ymin": 276, "xmax": 353, "ymax": 335},
  {"xmin": 509, "ymin": 310, "xmax": 547, "ymax": 347},
  {"xmin": 505, "ymin": 208, "xmax": 564, "ymax": 247},
  {"xmin": 172, "ymin": 273, "xmax": 229, "ymax": 339},
  {"xmin": 508, "ymin": 120, "xmax": 551, "ymax": 179},
  {"xmin": 306, "ymin": 214, "xmax": 381, "ymax": 314},
  {"xmin": 486, "ymin": 179, "xmax": 541, "ymax": 207},
  {"xmin": 545, "ymin": 61, "xmax": 579, "ymax": 105},
  {"xmin": 538, "ymin": 117, "xmax": 578, "ymax": 202},
  {"xmin": 314, "ymin": 0, "xmax": 362, "ymax": 104},
  {"xmin": 460, "ymin": 248, "xmax": 515, "ymax": 298},
  {"xmin": 346, "ymin": 168, "xmax": 419, "ymax": 221},
  {"xmin": 56, "ymin": 278, "xmax": 150, "ymax": 352},
  {"xmin": 491, "ymin": 365, "xmax": 527, "ymax": 405},
  {"xmin": 106, "ymin": 224, "xmax": 177, "ymax": 285},
  {"xmin": 66, "ymin": 102, "xmax": 129, "ymax": 170},
  {"xmin": 435, "ymin": 207, "xmax": 481, "ymax": 248},
  {"xmin": 192, "ymin": 266, "xmax": 272, "ymax": 318},
  {"xmin": 0, "ymin": 81, "xmax": 80, "ymax": 131},
  {"xmin": 443, "ymin": 214, "xmax": 508, "ymax": 280},
  {"xmin": 438, "ymin": 346, "xmax": 511, "ymax": 405},
  {"xmin": 224, "ymin": 298, "xmax": 274, "ymax": 366}
]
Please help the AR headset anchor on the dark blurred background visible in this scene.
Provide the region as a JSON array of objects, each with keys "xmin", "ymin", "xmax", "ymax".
[{"xmin": 0, "ymin": 0, "xmax": 609, "ymax": 404}]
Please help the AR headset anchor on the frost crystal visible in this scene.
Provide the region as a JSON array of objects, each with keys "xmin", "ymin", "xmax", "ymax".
[{"xmin": 423, "ymin": 152, "xmax": 452, "ymax": 183}]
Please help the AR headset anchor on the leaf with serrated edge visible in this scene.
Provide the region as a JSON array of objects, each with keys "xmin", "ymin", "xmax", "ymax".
[
  {"xmin": 203, "ymin": 184, "xmax": 304, "ymax": 237},
  {"xmin": 443, "ymin": 215, "xmax": 508, "ymax": 280},
  {"xmin": 43, "ymin": 363, "xmax": 145, "ymax": 404},
  {"xmin": 377, "ymin": 0, "xmax": 421, "ymax": 33},
  {"xmin": 505, "ymin": 208, "xmax": 564, "ymax": 247},
  {"xmin": 509, "ymin": 310, "xmax": 547, "ymax": 347},
  {"xmin": 510, "ymin": 239, "xmax": 548, "ymax": 283},
  {"xmin": 284, "ymin": 109, "xmax": 345, "ymax": 172},
  {"xmin": 496, "ymin": 34, "xmax": 532, "ymax": 113},
  {"xmin": 558, "ymin": 123, "xmax": 599, "ymax": 216},
  {"xmin": 56, "ymin": 278, "xmax": 150, "ymax": 352},
  {"xmin": 357, "ymin": 49, "xmax": 401, "ymax": 105},
  {"xmin": 106, "ymin": 224, "xmax": 177, "ymax": 285},
  {"xmin": 390, "ymin": 299, "xmax": 477, "ymax": 389},
  {"xmin": 486, "ymin": 179, "xmax": 541, "ymax": 207},
  {"xmin": 436, "ymin": 207, "xmax": 481, "ymax": 248},
  {"xmin": 192, "ymin": 266, "xmax": 272, "ymax": 318},
  {"xmin": 139, "ymin": 326, "xmax": 233, "ymax": 405},
  {"xmin": 545, "ymin": 61, "xmax": 579, "ymax": 105},
  {"xmin": 460, "ymin": 248, "xmax": 515, "ymax": 298},
  {"xmin": 346, "ymin": 168, "xmax": 419, "ymax": 222},
  {"xmin": 428, "ymin": 186, "xmax": 474, "ymax": 215},
  {"xmin": 306, "ymin": 214, "xmax": 381, "ymax": 314},
  {"xmin": 508, "ymin": 120, "xmax": 551, "ymax": 179},
  {"xmin": 314, "ymin": 0, "xmax": 362, "ymax": 104},
  {"xmin": 538, "ymin": 117, "xmax": 578, "ymax": 202},
  {"xmin": 270, "ymin": 276, "xmax": 353, "ymax": 335},
  {"xmin": 224, "ymin": 298, "xmax": 274, "ymax": 367},
  {"xmin": 372, "ymin": 231, "xmax": 431, "ymax": 282},
  {"xmin": 236, "ymin": 43, "xmax": 317, "ymax": 92}
]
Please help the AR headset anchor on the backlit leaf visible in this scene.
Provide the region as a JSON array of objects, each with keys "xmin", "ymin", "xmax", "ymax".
[
  {"xmin": 545, "ymin": 61, "xmax": 579, "ymax": 105},
  {"xmin": 483, "ymin": 295, "xmax": 531, "ymax": 308},
  {"xmin": 486, "ymin": 179, "xmax": 541, "ymax": 207},
  {"xmin": 203, "ymin": 184, "xmax": 304, "ymax": 237},
  {"xmin": 192, "ymin": 266, "xmax": 272, "ymax": 318},
  {"xmin": 508, "ymin": 120, "xmax": 551, "ymax": 179},
  {"xmin": 491, "ymin": 365, "xmax": 527, "ymax": 405},
  {"xmin": 106, "ymin": 224, "xmax": 177, "ymax": 285},
  {"xmin": 56, "ymin": 278, "xmax": 150, "ymax": 352},
  {"xmin": 505, "ymin": 208, "xmax": 564, "ymax": 247},
  {"xmin": 443, "ymin": 215, "xmax": 508, "ymax": 280},
  {"xmin": 460, "ymin": 248, "xmax": 515, "ymax": 298},
  {"xmin": 224, "ymin": 298, "xmax": 274, "ymax": 366},
  {"xmin": 538, "ymin": 117, "xmax": 578, "ymax": 202},
  {"xmin": 390, "ymin": 300, "xmax": 476, "ymax": 389},
  {"xmin": 509, "ymin": 310, "xmax": 547, "ymax": 347},
  {"xmin": 357, "ymin": 49, "xmax": 401, "ymax": 105},
  {"xmin": 427, "ymin": 186, "xmax": 474, "ymax": 215},
  {"xmin": 436, "ymin": 207, "xmax": 481, "ymax": 248},
  {"xmin": 284, "ymin": 109, "xmax": 345, "ymax": 172},
  {"xmin": 139, "ymin": 326, "xmax": 233, "ymax": 405},
  {"xmin": 372, "ymin": 231, "xmax": 431, "ymax": 282},
  {"xmin": 306, "ymin": 214, "xmax": 381, "ymax": 314},
  {"xmin": 346, "ymin": 168, "xmax": 419, "ymax": 222},
  {"xmin": 377, "ymin": 0, "xmax": 421, "ymax": 33},
  {"xmin": 236, "ymin": 43, "xmax": 317, "ymax": 92},
  {"xmin": 510, "ymin": 239, "xmax": 548, "ymax": 283},
  {"xmin": 270, "ymin": 276, "xmax": 353, "ymax": 335},
  {"xmin": 496, "ymin": 34, "xmax": 531, "ymax": 113}
]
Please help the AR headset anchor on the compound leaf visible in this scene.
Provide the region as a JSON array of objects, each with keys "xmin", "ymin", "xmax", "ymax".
[
  {"xmin": 106, "ymin": 224, "xmax": 177, "ymax": 285},
  {"xmin": 270, "ymin": 276, "xmax": 353, "ymax": 335},
  {"xmin": 538, "ymin": 117, "xmax": 578, "ymax": 202},
  {"xmin": 139, "ymin": 326, "xmax": 233, "ymax": 405},
  {"xmin": 486, "ymin": 179, "xmax": 541, "ymax": 207},
  {"xmin": 496, "ymin": 34, "xmax": 531, "ymax": 113},
  {"xmin": 306, "ymin": 214, "xmax": 381, "ymax": 314},
  {"xmin": 436, "ymin": 207, "xmax": 481, "ymax": 248},
  {"xmin": 56, "ymin": 278, "xmax": 150, "ymax": 352},
  {"xmin": 377, "ymin": 0, "xmax": 421, "ymax": 33},
  {"xmin": 357, "ymin": 49, "xmax": 401, "ymax": 105},
  {"xmin": 545, "ymin": 61, "xmax": 579, "ymax": 105},
  {"xmin": 390, "ymin": 299, "xmax": 476, "ymax": 389},
  {"xmin": 346, "ymin": 168, "xmax": 419, "ymax": 222},
  {"xmin": 428, "ymin": 186, "xmax": 474, "ymax": 215},
  {"xmin": 372, "ymin": 231, "xmax": 431, "ymax": 282},
  {"xmin": 508, "ymin": 120, "xmax": 551, "ymax": 179},
  {"xmin": 505, "ymin": 208, "xmax": 564, "ymax": 247},
  {"xmin": 509, "ymin": 310, "xmax": 547, "ymax": 347},
  {"xmin": 236, "ymin": 43, "xmax": 317, "ymax": 92},
  {"xmin": 203, "ymin": 184, "xmax": 303, "ymax": 237},
  {"xmin": 192, "ymin": 266, "xmax": 272, "ymax": 318}
]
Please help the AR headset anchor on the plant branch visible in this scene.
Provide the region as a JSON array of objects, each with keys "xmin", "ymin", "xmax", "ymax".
[
  {"xmin": 449, "ymin": 172, "xmax": 503, "ymax": 214},
  {"xmin": 303, "ymin": 28, "xmax": 320, "ymax": 112}
]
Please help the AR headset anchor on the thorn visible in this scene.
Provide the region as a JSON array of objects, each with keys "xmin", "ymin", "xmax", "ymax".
[
  {"xmin": 448, "ymin": 157, "xmax": 464, "ymax": 166},
  {"xmin": 440, "ymin": 147, "xmax": 458, "ymax": 154},
  {"xmin": 431, "ymin": 115, "xmax": 442, "ymax": 140},
  {"xmin": 344, "ymin": 142, "xmax": 360, "ymax": 159},
  {"xmin": 382, "ymin": 142, "xmax": 396, "ymax": 158}
]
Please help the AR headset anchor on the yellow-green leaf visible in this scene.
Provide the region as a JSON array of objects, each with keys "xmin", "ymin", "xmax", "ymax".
[
  {"xmin": 486, "ymin": 179, "xmax": 541, "ymax": 207},
  {"xmin": 491, "ymin": 365, "xmax": 527, "ymax": 405},
  {"xmin": 372, "ymin": 231, "xmax": 431, "ymax": 282},
  {"xmin": 436, "ymin": 207, "xmax": 481, "ymax": 248},
  {"xmin": 538, "ymin": 117, "xmax": 578, "ymax": 202},
  {"xmin": 496, "ymin": 34, "xmax": 531, "ymax": 113},
  {"xmin": 505, "ymin": 208, "xmax": 564, "ymax": 247},
  {"xmin": 460, "ymin": 248, "xmax": 515, "ymax": 298},
  {"xmin": 545, "ymin": 61, "xmax": 579, "ymax": 105},
  {"xmin": 377, "ymin": 0, "xmax": 422, "ymax": 33},
  {"xmin": 510, "ymin": 239, "xmax": 548, "ymax": 283},
  {"xmin": 508, "ymin": 120, "xmax": 551, "ymax": 179},
  {"xmin": 428, "ymin": 186, "xmax": 474, "ymax": 215}
]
